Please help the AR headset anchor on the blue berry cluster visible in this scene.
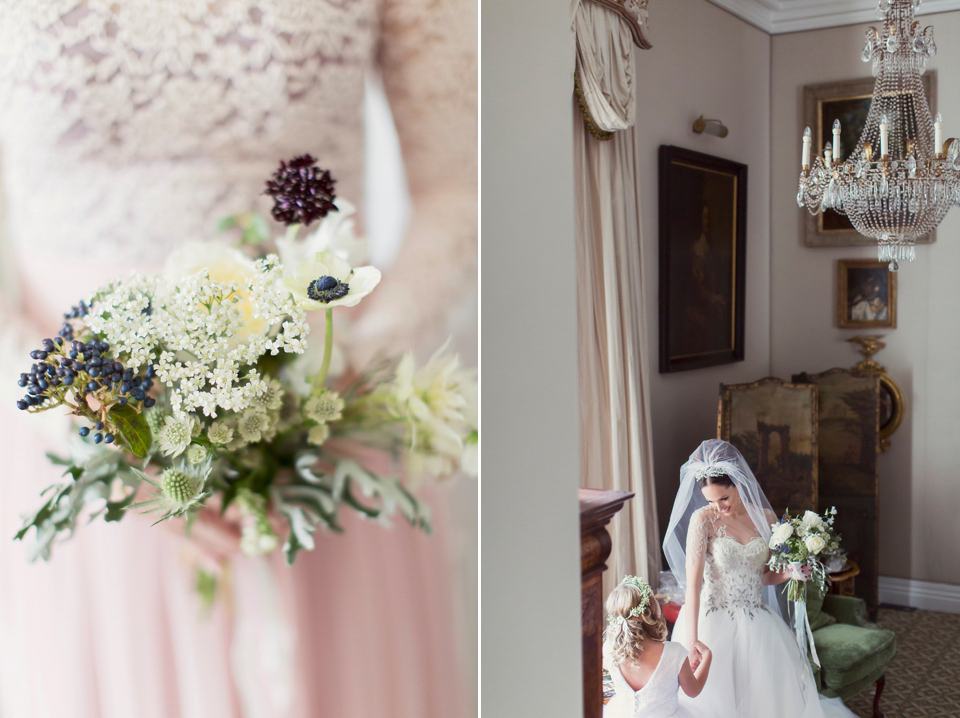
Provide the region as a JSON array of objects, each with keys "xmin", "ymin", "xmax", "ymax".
[
  {"xmin": 58, "ymin": 300, "xmax": 91, "ymax": 342},
  {"xmin": 16, "ymin": 335, "xmax": 157, "ymax": 445}
]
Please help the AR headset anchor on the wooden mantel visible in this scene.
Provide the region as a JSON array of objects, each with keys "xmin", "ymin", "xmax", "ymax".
[{"xmin": 579, "ymin": 488, "xmax": 634, "ymax": 718}]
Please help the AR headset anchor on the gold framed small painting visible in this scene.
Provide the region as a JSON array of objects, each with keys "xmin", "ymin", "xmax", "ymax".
[{"xmin": 836, "ymin": 260, "xmax": 897, "ymax": 329}]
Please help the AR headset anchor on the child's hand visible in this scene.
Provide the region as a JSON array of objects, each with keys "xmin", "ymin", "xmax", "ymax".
[
  {"xmin": 691, "ymin": 640, "xmax": 711, "ymax": 661},
  {"xmin": 686, "ymin": 644, "xmax": 703, "ymax": 671}
]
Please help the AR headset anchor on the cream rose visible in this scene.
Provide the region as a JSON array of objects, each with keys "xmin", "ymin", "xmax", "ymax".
[
  {"xmin": 769, "ymin": 522, "xmax": 794, "ymax": 548},
  {"xmin": 801, "ymin": 510, "xmax": 824, "ymax": 531},
  {"xmin": 804, "ymin": 535, "xmax": 826, "ymax": 555}
]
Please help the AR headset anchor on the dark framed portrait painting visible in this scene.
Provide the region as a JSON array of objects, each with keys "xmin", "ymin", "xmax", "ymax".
[
  {"xmin": 836, "ymin": 259, "xmax": 897, "ymax": 329},
  {"xmin": 658, "ymin": 145, "xmax": 747, "ymax": 373},
  {"xmin": 802, "ymin": 73, "xmax": 937, "ymax": 247}
]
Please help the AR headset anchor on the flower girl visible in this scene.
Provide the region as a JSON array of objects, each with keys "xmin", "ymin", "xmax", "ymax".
[{"xmin": 603, "ymin": 576, "xmax": 712, "ymax": 718}]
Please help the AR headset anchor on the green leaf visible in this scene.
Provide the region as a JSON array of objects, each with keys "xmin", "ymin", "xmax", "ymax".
[
  {"xmin": 342, "ymin": 481, "xmax": 382, "ymax": 519},
  {"xmin": 109, "ymin": 404, "xmax": 152, "ymax": 458},
  {"xmin": 104, "ymin": 490, "xmax": 137, "ymax": 522}
]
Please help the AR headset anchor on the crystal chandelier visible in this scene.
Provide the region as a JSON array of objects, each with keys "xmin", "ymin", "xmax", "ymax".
[{"xmin": 797, "ymin": 0, "xmax": 960, "ymax": 271}]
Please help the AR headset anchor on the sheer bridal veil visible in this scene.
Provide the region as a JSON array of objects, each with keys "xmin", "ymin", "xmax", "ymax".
[{"xmin": 662, "ymin": 439, "xmax": 785, "ymax": 620}]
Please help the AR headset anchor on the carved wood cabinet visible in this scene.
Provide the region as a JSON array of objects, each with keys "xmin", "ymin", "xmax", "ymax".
[{"xmin": 579, "ymin": 488, "xmax": 633, "ymax": 718}]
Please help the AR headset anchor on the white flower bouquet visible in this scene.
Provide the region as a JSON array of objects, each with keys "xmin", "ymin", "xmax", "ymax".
[
  {"xmin": 14, "ymin": 156, "xmax": 477, "ymax": 567},
  {"xmin": 766, "ymin": 507, "xmax": 841, "ymax": 602}
]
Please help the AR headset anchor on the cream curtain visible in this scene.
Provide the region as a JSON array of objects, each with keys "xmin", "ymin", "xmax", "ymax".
[{"xmin": 572, "ymin": 0, "xmax": 660, "ymax": 593}]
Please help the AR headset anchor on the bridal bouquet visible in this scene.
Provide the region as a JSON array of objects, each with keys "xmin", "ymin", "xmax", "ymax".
[
  {"xmin": 766, "ymin": 507, "xmax": 841, "ymax": 602},
  {"xmin": 13, "ymin": 155, "xmax": 477, "ymax": 565}
]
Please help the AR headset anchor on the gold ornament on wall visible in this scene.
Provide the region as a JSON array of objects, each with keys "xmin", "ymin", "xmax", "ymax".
[{"xmin": 848, "ymin": 335, "xmax": 904, "ymax": 451}]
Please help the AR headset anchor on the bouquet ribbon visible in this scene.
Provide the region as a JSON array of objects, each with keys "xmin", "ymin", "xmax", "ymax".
[{"xmin": 790, "ymin": 591, "xmax": 821, "ymax": 668}]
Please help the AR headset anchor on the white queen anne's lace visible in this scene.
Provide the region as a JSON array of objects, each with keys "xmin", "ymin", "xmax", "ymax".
[{"xmin": 84, "ymin": 255, "xmax": 308, "ymax": 418}]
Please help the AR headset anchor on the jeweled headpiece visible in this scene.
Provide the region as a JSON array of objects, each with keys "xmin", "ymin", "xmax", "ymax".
[{"xmin": 691, "ymin": 461, "xmax": 735, "ymax": 483}]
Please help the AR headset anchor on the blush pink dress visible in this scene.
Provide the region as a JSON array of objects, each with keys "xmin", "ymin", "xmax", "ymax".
[{"xmin": 0, "ymin": 2, "xmax": 476, "ymax": 717}]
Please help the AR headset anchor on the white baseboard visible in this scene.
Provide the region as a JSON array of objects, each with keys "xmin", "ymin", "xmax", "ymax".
[{"xmin": 878, "ymin": 576, "xmax": 960, "ymax": 614}]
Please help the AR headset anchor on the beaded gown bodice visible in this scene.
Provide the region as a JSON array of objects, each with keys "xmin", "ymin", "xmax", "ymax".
[
  {"xmin": 703, "ymin": 535, "xmax": 770, "ymax": 618},
  {"xmin": 608, "ymin": 641, "xmax": 688, "ymax": 718}
]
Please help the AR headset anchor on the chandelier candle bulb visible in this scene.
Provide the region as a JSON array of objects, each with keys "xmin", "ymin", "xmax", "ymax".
[
  {"xmin": 935, "ymin": 112, "xmax": 943, "ymax": 155},
  {"xmin": 833, "ymin": 119, "xmax": 842, "ymax": 162},
  {"xmin": 824, "ymin": 142, "xmax": 833, "ymax": 166},
  {"xmin": 802, "ymin": 126, "xmax": 812, "ymax": 167},
  {"xmin": 880, "ymin": 113, "xmax": 890, "ymax": 157}
]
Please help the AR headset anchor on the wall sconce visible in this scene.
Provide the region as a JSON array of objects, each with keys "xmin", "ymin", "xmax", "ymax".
[{"xmin": 692, "ymin": 116, "xmax": 728, "ymax": 138}]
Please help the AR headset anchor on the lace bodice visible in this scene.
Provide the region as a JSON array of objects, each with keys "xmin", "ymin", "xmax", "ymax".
[
  {"xmin": 0, "ymin": 0, "xmax": 477, "ymax": 357},
  {"xmin": 608, "ymin": 641, "xmax": 687, "ymax": 718},
  {"xmin": 703, "ymin": 536, "xmax": 770, "ymax": 618}
]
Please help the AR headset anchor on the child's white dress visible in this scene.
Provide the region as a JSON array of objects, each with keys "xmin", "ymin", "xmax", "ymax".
[{"xmin": 604, "ymin": 641, "xmax": 697, "ymax": 718}]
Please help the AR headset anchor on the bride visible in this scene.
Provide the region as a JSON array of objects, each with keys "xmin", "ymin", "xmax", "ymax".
[{"xmin": 663, "ymin": 439, "xmax": 856, "ymax": 718}]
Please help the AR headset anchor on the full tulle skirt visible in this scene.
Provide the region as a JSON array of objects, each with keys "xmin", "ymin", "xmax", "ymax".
[{"xmin": 672, "ymin": 604, "xmax": 855, "ymax": 718}]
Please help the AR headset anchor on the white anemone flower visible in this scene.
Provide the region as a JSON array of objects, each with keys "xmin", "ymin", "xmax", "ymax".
[
  {"xmin": 283, "ymin": 251, "xmax": 381, "ymax": 311},
  {"xmin": 276, "ymin": 199, "xmax": 368, "ymax": 270}
]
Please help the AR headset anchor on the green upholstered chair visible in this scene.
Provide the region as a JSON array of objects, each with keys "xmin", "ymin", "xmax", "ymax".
[{"xmin": 806, "ymin": 584, "xmax": 897, "ymax": 718}]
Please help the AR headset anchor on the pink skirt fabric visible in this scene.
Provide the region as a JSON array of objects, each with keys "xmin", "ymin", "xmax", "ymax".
[{"xmin": 0, "ymin": 402, "xmax": 469, "ymax": 718}]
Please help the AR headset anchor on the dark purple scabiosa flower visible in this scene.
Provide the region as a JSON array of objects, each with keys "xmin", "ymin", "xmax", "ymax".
[{"xmin": 263, "ymin": 154, "xmax": 338, "ymax": 226}]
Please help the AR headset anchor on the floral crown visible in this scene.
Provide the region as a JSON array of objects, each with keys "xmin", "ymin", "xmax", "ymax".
[{"xmin": 620, "ymin": 575, "xmax": 653, "ymax": 618}]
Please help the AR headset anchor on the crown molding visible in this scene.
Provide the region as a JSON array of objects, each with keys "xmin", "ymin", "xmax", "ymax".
[{"xmin": 706, "ymin": 0, "xmax": 960, "ymax": 34}]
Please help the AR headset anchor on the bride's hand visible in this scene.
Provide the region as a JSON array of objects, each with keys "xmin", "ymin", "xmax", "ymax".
[
  {"xmin": 790, "ymin": 563, "xmax": 812, "ymax": 581},
  {"xmin": 686, "ymin": 643, "xmax": 703, "ymax": 671}
]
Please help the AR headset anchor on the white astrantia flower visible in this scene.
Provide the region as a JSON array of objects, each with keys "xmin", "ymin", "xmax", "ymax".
[
  {"xmin": 207, "ymin": 419, "xmax": 234, "ymax": 446},
  {"xmin": 186, "ymin": 444, "xmax": 208, "ymax": 465},
  {"xmin": 236, "ymin": 407, "xmax": 278, "ymax": 444},
  {"xmin": 307, "ymin": 422, "xmax": 330, "ymax": 447},
  {"xmin": 276, "ymin": 199, "xmax": 368, "ymax": 270},
  {"xmin": 249, "ymin": 377, "xmax": 285, "ymax": 413},
  {"xmin": 129, "ymin": 458, "xmax": 213, "ymax": 521},
  {"xmin": 303, "ymin": 389, "xmax": 345, "ymax": 424},
  {"xmin": 157, "ymin": 414, "xmax": 196, "ymax": 457},
  {"xmin": 283, "ymin": 251, "xmax": 381, "ymax": 311}
]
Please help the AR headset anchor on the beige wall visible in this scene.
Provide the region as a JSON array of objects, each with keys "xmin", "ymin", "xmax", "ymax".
[
  {"xmin": 481, "ymin": 0, "xmax": 583, "ymax": 715},
  {"xmin": 633, "ymin": 0, "xmax": 773, "ymax": 534},
  {"xmin": 771, "ymin": 12, "xmax": 960, "ymax": 586}
]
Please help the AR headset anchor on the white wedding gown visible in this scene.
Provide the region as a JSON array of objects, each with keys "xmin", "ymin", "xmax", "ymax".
[
  {"xmin": 604, "ymin": 641, "xmax": 697, "ymax": 718},
  {"xmin": 672, "ymin": 535, "xmax": 857, "ymax": 718}
]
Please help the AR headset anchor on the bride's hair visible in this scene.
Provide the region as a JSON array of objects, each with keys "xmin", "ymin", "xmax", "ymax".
[
  {"xmin": 696, "ymin": 472, "xmax": 734, "ymax": 488},
  {"xmin": 602, "ymin": 582, "xmax": 667, "ymax": 667}
]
